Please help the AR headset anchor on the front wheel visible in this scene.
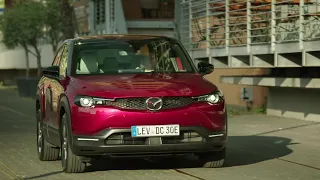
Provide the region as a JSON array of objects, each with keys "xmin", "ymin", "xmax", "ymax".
[
  {"xmin": 198, "ymin": 148, "xmax": 226, "ymax": 168},
  {"xmin": 60, "ymin": 114, "xmax": 86, "ymax": 173},
  {"xmin": 37, "ymin": 108, "xmax": 60, "ymax": 161}
]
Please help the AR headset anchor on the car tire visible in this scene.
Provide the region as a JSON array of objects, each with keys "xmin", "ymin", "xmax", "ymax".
[
  {"xmin": 37, "ymin": 108, "xmax": 60, "ymax": 161},
  {"xmin": 198, "ymin": 148, "xmax": 226, "ymax": 168},
  {"xmin": 60, "ymin": 113, "xmax": 86, "ymax": 173}
]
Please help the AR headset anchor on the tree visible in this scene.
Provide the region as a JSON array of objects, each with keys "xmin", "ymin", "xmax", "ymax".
[
  {"xmin": 0, "ymin": 5, "xmax": 30, "ymax": 77},
  {"xmin": 0, "ymin": 1, "xmax": 46, "ymax": 76},
  {"xmin": 61, "ymin": 0, "xmax": 75, "ymax": 39},
  {"xmin": 44, "ymin": 0, "xmax": 64, "ymax": 53},
  {"xmin": 22, "ymin": 2, "xmax": 47, "ymax": 76}
]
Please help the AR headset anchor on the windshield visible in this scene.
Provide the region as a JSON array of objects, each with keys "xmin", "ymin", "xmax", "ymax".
[{"xmin": 72, "ymin": 38, "xmax": 195, "ymax": 75}]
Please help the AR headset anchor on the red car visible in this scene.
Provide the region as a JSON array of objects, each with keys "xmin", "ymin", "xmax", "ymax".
[{"xmin": 36, "ymin": 35, "xmax": 227, "ymax": 173}]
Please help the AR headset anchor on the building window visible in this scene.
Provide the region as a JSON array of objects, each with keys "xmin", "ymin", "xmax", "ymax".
[
  {"xmin": 94, "ymin": 0, "xmax": 105, "ymax": 25},
  {"xmin": 122, "ymin": 0, "xmax": 174, "ymax": 20},
  {"xmin": 140, "ymin": 0, "xmax": 174, "ymax": 19}
]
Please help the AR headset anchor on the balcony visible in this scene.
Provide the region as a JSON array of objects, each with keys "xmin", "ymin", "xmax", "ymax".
[{"xmin": 180, "ymin": 0, "xmax": 320, "ymax": 68}]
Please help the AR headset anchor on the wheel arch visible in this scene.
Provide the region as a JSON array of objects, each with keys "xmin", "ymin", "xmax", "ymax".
[
  {"xmin": 36, "ymin": 85, "xmax": 45, "ymax": 119},
  {"xmin": 59, "ymin": 94, "xmax": 74, "ymax": 147}
]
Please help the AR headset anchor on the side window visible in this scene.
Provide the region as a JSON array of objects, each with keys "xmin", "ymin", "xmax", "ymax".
[
  {"xmin": 52, "ymin": 46, "xmax": 65, "ymax": 66},
  {"xmin": 59, "ymin": 46, "xmax": 69, "ymax": 78}
]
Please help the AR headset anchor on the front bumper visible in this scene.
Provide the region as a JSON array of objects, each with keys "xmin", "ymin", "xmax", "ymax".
[
  {"xmin": 70, "ymin": 101, "xmax": 226, "ymax": 135},
  {"xmin": 70, "ymin": 126, "xmax": 227, "ymax": 157}
]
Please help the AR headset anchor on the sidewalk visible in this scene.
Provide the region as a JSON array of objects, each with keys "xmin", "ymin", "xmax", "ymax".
[{"xmin": 0, "ymin": 87, "xmax": 35, "ymax": 118}]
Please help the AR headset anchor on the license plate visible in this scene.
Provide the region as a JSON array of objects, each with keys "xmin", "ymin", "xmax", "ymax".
[{"xmin": 131, "ymin": 125, "xmax": 180, "ymax": 137}]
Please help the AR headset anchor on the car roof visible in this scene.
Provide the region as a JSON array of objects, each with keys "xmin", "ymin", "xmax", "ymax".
[{"xmin": 71, "ymin": 34, "xmax": 177, "ymax": 44}]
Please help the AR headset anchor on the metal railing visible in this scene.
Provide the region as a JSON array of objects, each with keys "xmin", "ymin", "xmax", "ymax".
[{"xmin": 180, "ymin": 0, "xmax": 320, "ymax": 51}]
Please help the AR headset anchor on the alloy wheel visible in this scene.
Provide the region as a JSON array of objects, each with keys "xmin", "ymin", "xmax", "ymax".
[
  {"xmin": 61, "ymin": 121, "xmax": 68, "ymax": 169},
  {"xmin": 37, "ymin": 120, "xmax": 42, "ymax": 153},
  {"xmin": 37, "ymin": 108, "xmax": 43, "ymax": 154}
]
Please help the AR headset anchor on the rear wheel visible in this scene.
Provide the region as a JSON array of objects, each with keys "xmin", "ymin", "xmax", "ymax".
[
  {"xmin": 36, "ymin": 108, "xmax": 60, "ymax": 161},
  {"xmin": 60, "ymin": 114, "xmax": 86, "ymax": 173},
  {"xmin": 198, "ymin": 148, "xmax": 226, "ymax": 168}
]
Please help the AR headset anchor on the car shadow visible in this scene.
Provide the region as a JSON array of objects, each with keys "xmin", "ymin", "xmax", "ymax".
[
  {"xmin": 224, "ymin": 135, "xmax": 296, "ymax": 167},
  {"xmin": 86, "ymin": 135, "xmax": 295, "ymax": 172}
]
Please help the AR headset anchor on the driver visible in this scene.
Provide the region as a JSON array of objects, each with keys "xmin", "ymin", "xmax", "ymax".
[{"xmin": 135, "ymin": 44, "xmax": 157, "ymax": 72}]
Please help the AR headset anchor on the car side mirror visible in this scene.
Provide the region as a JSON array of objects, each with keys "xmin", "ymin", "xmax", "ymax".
[
  {"xmin": 42, "ymin": 66, "xmax": 59, "ymax": 78},
  {"xmin": 198, "ymin": 61, "xmax": 214, "ymax": 75}
]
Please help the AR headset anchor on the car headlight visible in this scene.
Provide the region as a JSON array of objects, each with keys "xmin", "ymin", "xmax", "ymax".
[
  {"xmin": 74, "ymin": 95, "xmax": 115, "ymax": 107},
  {"xmin": 74, "ymin": 95, "xmax": 94, "ymax": 107},
  {"xmin": 80, "ymin": 97, "xmax": 94, "ymax": 107},
  {"xmin": 195, "ymin": 91, "xmax": 224, "ymax": 104}
]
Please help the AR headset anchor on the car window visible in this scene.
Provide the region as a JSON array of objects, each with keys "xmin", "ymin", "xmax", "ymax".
[
  {"xmin": 59, "ymin": 45, "xmax": 69, "ymax": 78},
  {"xmin": 52, "ymin": 46, "xmax": 65, "ymax": 66},
  {"xmin": 72, "ymin": 38, "xmax": 194, "ymax": 75}
]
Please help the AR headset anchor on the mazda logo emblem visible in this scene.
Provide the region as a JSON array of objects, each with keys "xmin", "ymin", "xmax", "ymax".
[{"xmin": 145, "ymin": 97, "xmax": 163, "ymax": 111}]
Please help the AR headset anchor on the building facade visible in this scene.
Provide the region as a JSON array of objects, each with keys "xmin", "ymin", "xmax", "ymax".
[
  {"xmin": 180, "ymin": 0, "xmax": 320, "ymax": 121},
  {"xmin": 1, "ymin": 0, "xmax": 319, "ymax": 121}
]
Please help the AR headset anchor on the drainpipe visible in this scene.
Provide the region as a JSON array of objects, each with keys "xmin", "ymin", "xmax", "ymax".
[
  {"xmin": 114, "ymin": 0, "xmax": 128, "ymax": 34},
  {"xmin": 88, "ymin": 0, "xmax": 95, "ymax": 35},
  {"xmin": 105, "ymin": 0, "xmax": 112, "ymax": 34},
  {"xmin": 174, "ymin": 0, "xmax": 181, "ymax": 40}
]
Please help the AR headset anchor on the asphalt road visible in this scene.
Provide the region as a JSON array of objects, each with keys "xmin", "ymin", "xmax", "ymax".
[{"xmin": 0, "ymin": 89, "xmax": 320, "ymax": 180}]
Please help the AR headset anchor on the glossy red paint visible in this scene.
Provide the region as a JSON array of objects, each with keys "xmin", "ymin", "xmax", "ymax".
[
  {"xmin": 65, "ymin": 73, "xmax": 226, "ymax": 135},
  {"xmin": 70, "ymin": 102, "xmax": 226, "ymax": 135}
]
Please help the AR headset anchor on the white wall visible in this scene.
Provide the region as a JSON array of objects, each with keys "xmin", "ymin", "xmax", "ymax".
[{"xmin": 0, "ymin": 43, "xmax": 54, "ymax": 69}]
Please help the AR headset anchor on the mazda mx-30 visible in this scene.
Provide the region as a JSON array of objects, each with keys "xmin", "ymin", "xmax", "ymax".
[{"xmin": 36, "ymin": 35, "xmax": 228, "ymax": 173}]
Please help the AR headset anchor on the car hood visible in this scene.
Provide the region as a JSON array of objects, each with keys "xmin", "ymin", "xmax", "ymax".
[{"xmin": 70, "ymin": 73, "xmax": 217, "ymax": 98}]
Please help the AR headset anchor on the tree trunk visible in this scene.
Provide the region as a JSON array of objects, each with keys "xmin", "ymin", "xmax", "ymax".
[
  {"xmin": 31, "ymin": 43, "xmax": 42, "ymax": 76},
  {"xmin": 72, "ymin": 9, "xmax": 80, "ymax": 36},
  {"xmin": 22, "ymin": 44, "xmax": 30, "ymax": 78},
  {"xmin": 52, "ymin": 41, "xmax": 57, "ymax": 54},
  {"xmin": 36, "ymin": 54, "xmax": 42, "ymax": 76},
  {"xmin": 49, "ymin": 30, "xmax": 60, "ymax": 54},
  {"xmin": 61, "ymin": 0, "xmax": 75, "ymax": 39}
]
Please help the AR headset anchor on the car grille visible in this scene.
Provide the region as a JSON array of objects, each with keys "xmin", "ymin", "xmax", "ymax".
[{"xmin": 104, "ymin": 97, "xmax": 196, "ymax": 110}]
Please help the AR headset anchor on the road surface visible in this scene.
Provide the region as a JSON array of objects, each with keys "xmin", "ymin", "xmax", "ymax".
[{"xmin": 0, "ymin": 88, "xmax": 320, "ymax": 180}]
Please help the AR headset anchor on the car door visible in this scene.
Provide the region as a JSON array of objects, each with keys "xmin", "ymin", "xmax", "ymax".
[
  {"xmin": 50, "ymin": 43, "xmax": 69, "ymax": 130},
  {"xmin": 44, "ymin": 46, "xmax": 65, "ymax": 130}
]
